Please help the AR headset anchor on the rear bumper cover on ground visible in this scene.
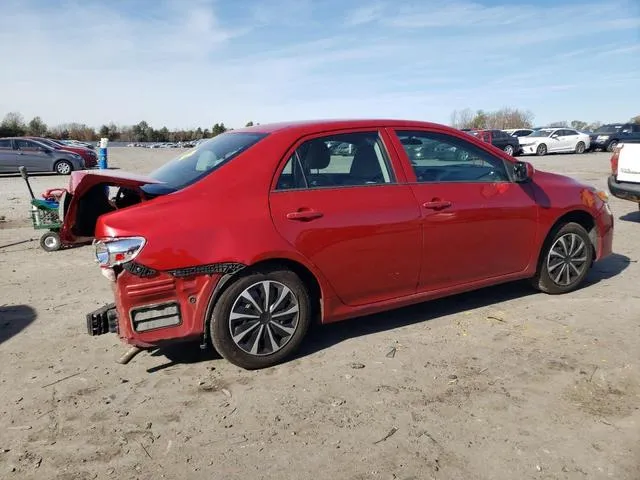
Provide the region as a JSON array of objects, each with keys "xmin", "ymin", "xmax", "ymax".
[{"xmin": 608, "ymin": 175, "xmax": 640, "ymax": 203}]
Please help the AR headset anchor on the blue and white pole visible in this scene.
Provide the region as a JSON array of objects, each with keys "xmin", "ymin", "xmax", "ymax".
[{"xmin": 98, "ymin": 137, "xmax": 108, "ymax": 169}]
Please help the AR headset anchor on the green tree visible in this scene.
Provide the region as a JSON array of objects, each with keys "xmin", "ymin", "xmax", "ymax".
[
  {"xmin": 0, "ymin": 112, "xmax": 27, "ymax": 136},
  {"xmin": 471, "ymin": 110, "xmax": 488, "ymax": 129},
  {"xmin": 245, "ymin": 121, "xmax": 254, "ymax": 127},
  {"xmin": 27, "ymin": 116, "xmax": 47, "ymax": 136},
  {"xmin": 211, "ymin": 122, "xmax": 227, "ymax": 136},
  {"xmin": 631, "ymin": 115, "xmax": 640, "ymax": 124}
]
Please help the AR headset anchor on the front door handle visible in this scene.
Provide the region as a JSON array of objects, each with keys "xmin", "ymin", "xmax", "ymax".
[
  {"xmin": 286, "ymin": 210, "xmax": 324, "ymax": 221},
  {"xmin": 422, "ymin": 200, "xmax": 452, "ymax": 210}
]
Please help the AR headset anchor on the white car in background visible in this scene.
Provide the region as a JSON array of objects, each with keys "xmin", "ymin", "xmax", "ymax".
[
  {"xmin": 503, "ymin": 128, "xmax": 534, "ymax": 138},
  {"xmin": 519, "ymin": 128, "xmax": 591, "ymax": 156}
]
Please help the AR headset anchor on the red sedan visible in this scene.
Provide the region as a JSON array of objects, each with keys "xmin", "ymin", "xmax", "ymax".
[{"xmin": 70, "ymin": 119, "xmax": 613, "ymax": 369}]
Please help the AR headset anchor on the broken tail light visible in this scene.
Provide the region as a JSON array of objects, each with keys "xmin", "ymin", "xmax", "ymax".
[{"xmin": 94, "ymin": 237, "xmax": 146, "ymax": 267}]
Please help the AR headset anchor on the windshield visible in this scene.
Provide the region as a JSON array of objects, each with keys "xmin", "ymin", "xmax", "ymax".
[
  {"xmin": 146, "ymin": 131, "xmax": 268, "ymax": 192},
  {"xmin": 595, "ymin": 125, "xmax": 622, "ymax": 134},
  {"xmin": 528, "ymin": 129, "xmax": 553, "ymax": 137}
]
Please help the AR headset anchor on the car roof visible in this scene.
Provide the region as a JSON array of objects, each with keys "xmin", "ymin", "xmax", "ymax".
[{"xmin": 230, "ymin": 119, "xmax": 452, "ymax": 135}]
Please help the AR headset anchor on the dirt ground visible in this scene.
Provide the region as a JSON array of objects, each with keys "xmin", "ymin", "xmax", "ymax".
[{"xmin": 1, "ymin": 148, "xmax": 639, "ymax": 480}]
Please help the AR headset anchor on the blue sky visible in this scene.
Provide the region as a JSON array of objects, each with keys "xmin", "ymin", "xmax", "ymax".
[{"xmin": 1, "ymin": 0, "xmax": 639, "ymax": 129}]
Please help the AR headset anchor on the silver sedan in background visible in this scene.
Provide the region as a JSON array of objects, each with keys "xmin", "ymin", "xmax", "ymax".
[{"xmin": 0, "ymin": 137, "xmax": 86, "ymax": 174}]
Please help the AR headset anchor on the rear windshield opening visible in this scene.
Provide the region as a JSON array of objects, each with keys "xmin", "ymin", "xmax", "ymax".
[{"xmin": 145, "ymin": 132, "xmax": 268, "ymax": 193}]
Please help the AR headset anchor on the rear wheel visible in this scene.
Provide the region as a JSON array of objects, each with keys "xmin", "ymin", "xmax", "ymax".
[
  {"xmin": 210, "ymin": 269, "xmax": 312, "ymax": 369},
  {"xmin": 536, "ymin": 143, "xmax": 547, "ymax": 156},
  {"xmin": 531, "ymin": 222, "xmax": 593, "ymax": 294},
  {"xmin": 40, "ymin": 231, "xmax": 61, "ymax": 252},
  {"xmin": 54, "ymin": 160, "xmax": 73, "ymax": 175},
  {"xmin": 606, "ymin": 140, "xmax": 618, "ymax": 152},
  {"xmin": 503, "ymin": 144, "xmax": 514, "ymax": 156},
  {"xmin": 575, "ymin": 141, "xmax": 586, "ymax": 154}
]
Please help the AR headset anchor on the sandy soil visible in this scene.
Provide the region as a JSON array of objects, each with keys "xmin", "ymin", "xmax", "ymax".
[{"xmin": 1, "ymin": 148, "xmax": 639, "ymax": 480}]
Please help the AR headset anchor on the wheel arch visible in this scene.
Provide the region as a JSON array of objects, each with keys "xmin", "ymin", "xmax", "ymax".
[
  {"xmin": 202, "ymin": 256, "xmax": 326, "ymax": 346},
  {"xmin": 535, "ymin": 209, "xmax": 597, "ymax": 271}
]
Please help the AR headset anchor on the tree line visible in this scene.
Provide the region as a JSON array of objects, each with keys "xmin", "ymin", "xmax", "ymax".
[
  {"xmin": 2, "ymin": 110, "xmax": 639, "ymax": 142},
  {"xmin": 0, "ymin": 112, "xmax": 258, "ymax": 143},
  {"xmin": 450, "ymin": 108, "xmax": 640, "ymax": 131}
]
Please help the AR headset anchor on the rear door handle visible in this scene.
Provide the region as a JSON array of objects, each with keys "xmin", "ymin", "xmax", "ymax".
[
  {"xmin": 422, "ymin": 200, "xmax": 452, "ymax": 210},
  {"xmin": 286, "ymin": 210, "xmax": 324, "ymax": 221}
]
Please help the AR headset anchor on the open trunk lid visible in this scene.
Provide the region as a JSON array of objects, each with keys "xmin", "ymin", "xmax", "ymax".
[{"xmin": 59, "ymin": 170, "xmax": 164, "ymax": 243}]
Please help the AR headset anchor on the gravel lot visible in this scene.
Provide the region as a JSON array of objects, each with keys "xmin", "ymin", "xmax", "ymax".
[{"xmin": 1, "ymin": 148, "xmax": 639, "ymax": 480}]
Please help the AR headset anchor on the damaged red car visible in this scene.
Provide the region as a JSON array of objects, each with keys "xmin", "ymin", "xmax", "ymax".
[{"xmin": 71, "ymin": 120, "xmax": 613, "ymax": 369}]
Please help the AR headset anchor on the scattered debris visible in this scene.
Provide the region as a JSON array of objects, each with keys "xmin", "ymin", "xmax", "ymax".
[
  {"xmin": 140, "ymin": 442, "xmax": 152, "ymax": 459},
  {"xmin": 350, "ymin": 362, "xmax": 365, "ymax": 369},
  {"xmin": 8, "ymin": 426, "xmax": 32, "ymax": 431},
  {"xmin": 331, "ymin": 399, "xmax": 346, "ymax": 407},
  {"xmin": 488, "ymin": 315, "xmax": 506, "ymax": 323},
  {"xmin": 448, "ymin": 374, "xmax": 458, "ymax": 380},
  {"xmin": 34, "ymin": 458, "xmax": 42, "ymax": 469},
  {"xmin": 373, "ymin": 427, "xmax": 398, "ymax": 444},
  {"xmin": 385, "ymin": 347, "xmax": 396, "ymax": 359},
  {"xmin": 145, "ymin": 422, "xmax": 153, "ymax": 430},
  {"xmin": 42, "ymin": 370, "xmax": 86, "ymax": 388},
  {"xmin": 221, "ymin": 388, "xmax": 232, "ymax": 398},
  {"xmin": 536, "ymin": 464, "xmax": 542, "ymax": 472},
  {"xmin": 588, "ymin": 366, "xmax": 598, "ymax": 382}
]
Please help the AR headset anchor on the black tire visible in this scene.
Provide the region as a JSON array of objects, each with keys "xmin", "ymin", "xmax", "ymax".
[
  {"xmin": 40, "ymin": 231, "xmax": 62, "ymax": 252},
  {"xmin": 54, "ymin": 160, "xmax": 73, "ymax": 175},
  {"xmin": 503, "ymin": 144, "xmax": 514, "ymax": 156},
  {"xmin": 210, "ymin": 269, "xmax": 312, "ymax": 369},
  {"xmin": 536, "ymin": 143, "xmax": 547, "ymax": 156},
  {"xmin": 530, "ymin": 222, "xmax": 593, "ymax": 294},
  {"xmin": 606, "ymin": 140, "xmax": 618, "ymax": 152},
  {"xmin": 575, "ymin": 141, "xmax": 586, "ymax": 154}
]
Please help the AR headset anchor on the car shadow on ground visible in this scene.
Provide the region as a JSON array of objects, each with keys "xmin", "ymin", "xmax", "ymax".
[
  {"xmin": 619, "ymin": 210, "xmax": 640, "ymax": 222},
  {"xmin": 147, "ymin": 253, "xmax": 631, "ymax": 371},
  {"xmin": 0, "ymin": 305, "xmax": 37, "ymax": 345}
]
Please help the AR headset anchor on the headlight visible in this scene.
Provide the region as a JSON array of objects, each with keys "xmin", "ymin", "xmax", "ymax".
[
  {"xmin": 94, "ymin": 237, "xmax": 146, "ymax": 267},
  {"xmin": 596, "ymin": 135, "xmax": 609, "ymax": 141}
]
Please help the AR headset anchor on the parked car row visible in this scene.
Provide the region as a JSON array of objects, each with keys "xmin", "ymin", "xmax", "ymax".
[
  {"xmin": 0, "ymin": 136, "xmax": 98, "ymax": 174},
  {"xmin": 462, "ymin": 122, "xmax": 640, "ymax": 157}
]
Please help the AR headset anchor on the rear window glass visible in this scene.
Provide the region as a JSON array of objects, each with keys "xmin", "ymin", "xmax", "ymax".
[{"xmin": 147, "ymin": 132, "xmax": 267, "ymax": 192}]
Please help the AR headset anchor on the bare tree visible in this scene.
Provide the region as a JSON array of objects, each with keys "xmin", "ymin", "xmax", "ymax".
[{"xmin": 450, "ymin": 108, "xmax": 474, "ymax": 128}]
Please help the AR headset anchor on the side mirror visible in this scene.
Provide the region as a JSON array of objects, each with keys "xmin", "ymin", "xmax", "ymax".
[
  {"xmin": 551, "ymin": 134, "xmax": 559, "ymax": 139},
  {"xmin": 513, "ymin": 161, "xmax": 534, "ymax": 183}
]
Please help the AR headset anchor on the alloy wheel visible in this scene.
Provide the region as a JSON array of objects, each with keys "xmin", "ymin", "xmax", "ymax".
[
  {"xmin": 56, "ymin": 162, "xmax": 71, "ymax": 174},
  {"xmin": 546, "ymin": 233, "xmax": 588, "ymax": 286},
  {"xmin": 504, "ymin": 145, "xmax": 514, "ymax": 155},
  {"xmin": 228, "ymin": 280, "xmax": 299, "ymax": 356}
]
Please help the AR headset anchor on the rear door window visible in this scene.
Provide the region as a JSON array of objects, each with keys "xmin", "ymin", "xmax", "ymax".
[{"xmin": 275, "ymin": 131, "xmax": 395, "ymax": 190}]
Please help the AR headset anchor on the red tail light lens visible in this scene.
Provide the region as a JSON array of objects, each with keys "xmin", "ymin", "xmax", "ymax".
[{"xmin": 610, "ymin": 145, "xmax": 622, "ymax": 176}]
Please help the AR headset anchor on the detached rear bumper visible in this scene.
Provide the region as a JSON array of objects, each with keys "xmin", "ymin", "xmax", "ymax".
[
  {"xmin": 608, "ymin": 175, "xmax": 640, "ymax": 203},
  {"xmin": 85, "ymin": 265, "xmax": 229, "ymax": 348}
]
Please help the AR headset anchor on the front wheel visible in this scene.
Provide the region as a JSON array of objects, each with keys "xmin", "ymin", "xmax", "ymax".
[
  {"xmin": 503, "ymin": 144, "xmax": 514, "ymax": 156},
  {"xmin": 536, "ymin": 143, "xmax": 547, "ymax": 156},
  {"xmin": 210, "ymin": 269, "xmax": 312, "ymax": 369},
  {"xmin": 54, "ymin": 160, "xmax": 73, "ymax": 175},
  {"xmin": 606, "ymin": 140, "xmax": 619, "ymax": 152},
  {"xmin": 531, "ymin": 222, "xmax": 593, "ymax": 294},
  {"xmin": 575, "ymin": 142, "xmax": 586, "ymax": 154}
]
